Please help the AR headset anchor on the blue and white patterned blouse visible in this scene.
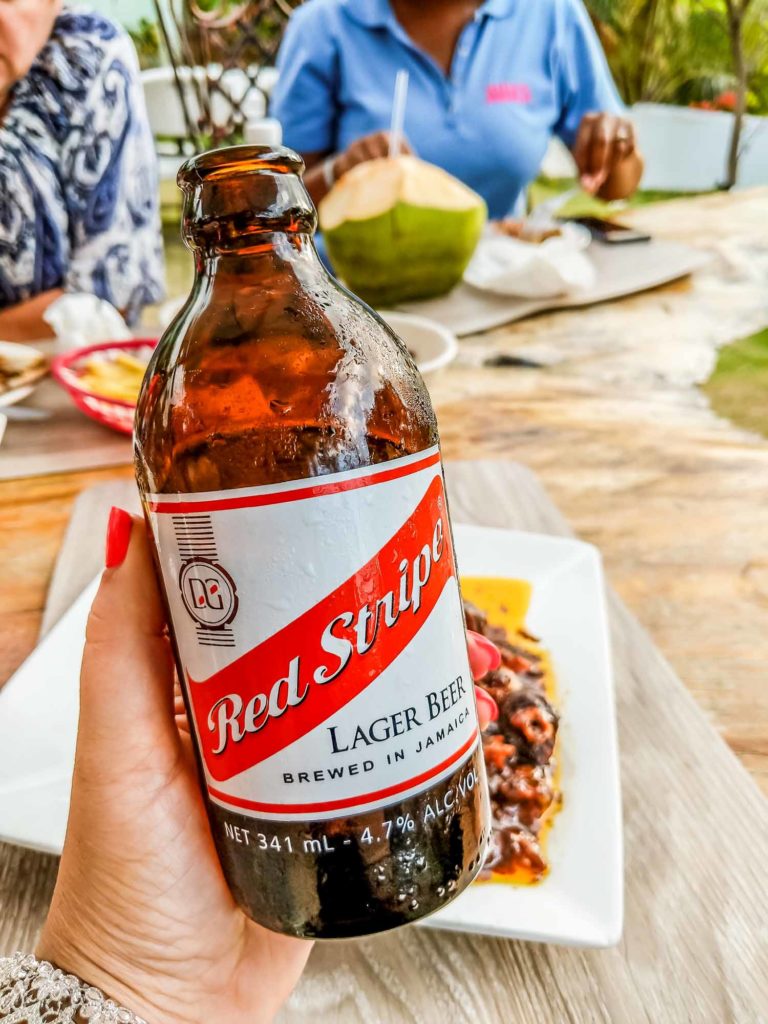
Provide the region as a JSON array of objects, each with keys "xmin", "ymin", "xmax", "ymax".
[{"xmin": 0, "ymin": 11, "xmax": 164, "ymax": 324}]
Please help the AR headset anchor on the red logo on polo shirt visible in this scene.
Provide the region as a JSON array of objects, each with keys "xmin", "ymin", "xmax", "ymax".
[{"xmin": 486, "ymin": 82, "xmax": 532, "ymax": 104}]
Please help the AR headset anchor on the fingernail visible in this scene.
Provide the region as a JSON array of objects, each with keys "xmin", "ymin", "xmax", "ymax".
[
  {"xmin": 475, "ymin": 686, "xmax": 498, "ymax": 729},
  {"xmin": 468, "ymin": 631, "xmax": 502, "ymax": 675},
  {"xmin": 105, "ymin": 507, "xmax": 133, "ymax": 569}
]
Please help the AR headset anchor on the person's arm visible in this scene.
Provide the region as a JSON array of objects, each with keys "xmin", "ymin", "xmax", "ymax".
[
  {"xmin": 62, "ymin": 21, "xmax": 164, "ymax": 324},
  {"xmin": 36, "ymin": 509, "xmax": 311, "ymax": 1024},
  {"xmin": 271, "ymin": 3, "xmax": 340, "ymax": 204},
  {"xmin": 553, "ymin": 0, "xmax": 644, "ymax": 199},
  {"xmin": 302, "ymin": 151, "xmax": 334, "ymax": 206},
  {"xmin": 0, "ymin": 289, "xmax": 62, "ymax": 342},
  {"xmin": 270, "ymin": 9, "xmax": 415, "ymax": 206}
]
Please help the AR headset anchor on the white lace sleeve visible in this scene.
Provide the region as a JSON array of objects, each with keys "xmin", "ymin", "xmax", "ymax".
[{"xmin": 0, "ymin": 953, "xmax": 147, "ymax": 1024}]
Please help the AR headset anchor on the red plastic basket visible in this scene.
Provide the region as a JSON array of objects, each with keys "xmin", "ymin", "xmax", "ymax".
[{"xmin": 51, "ymin": 339, "xmax": 158, "ymax": 435}]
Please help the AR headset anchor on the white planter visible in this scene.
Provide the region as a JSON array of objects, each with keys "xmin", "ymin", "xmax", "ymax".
[
  {"xmin": 141, "ymin": 65, "xmax": 278, "ymax": 145},
  {"xmin": 631, "ymin": 102, "xmax": 768, "ymax": 191}
]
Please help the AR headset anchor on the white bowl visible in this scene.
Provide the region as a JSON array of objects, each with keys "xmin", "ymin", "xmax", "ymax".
[{"xmin": 378, "ymin": 310, "xmax": 458, "ymax": 376}]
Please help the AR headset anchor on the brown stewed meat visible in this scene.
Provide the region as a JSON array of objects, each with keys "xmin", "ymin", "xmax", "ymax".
[{"xmin": 466, "ymin": 600, "xmax": 560, "ymax": 882}]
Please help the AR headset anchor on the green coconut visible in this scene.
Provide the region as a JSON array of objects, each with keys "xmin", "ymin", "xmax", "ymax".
[{"xmin": 318, "ymin": 155, "xmax": 486, "ymax": 307}]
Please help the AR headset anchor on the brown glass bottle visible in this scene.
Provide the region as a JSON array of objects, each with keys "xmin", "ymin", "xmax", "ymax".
[{"xmin": 135, "ymin": 145, "xmax": 489, "ymax": 939}]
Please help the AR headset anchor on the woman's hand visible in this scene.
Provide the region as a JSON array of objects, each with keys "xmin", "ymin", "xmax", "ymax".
[
  {"xmin": 37, "ymin": 510, "xmax": 310, "ymax": 1024},
  {"xmin": 573, "ymin": 112, "xmax": 643, "ymax": 199},
  {"xmin": 467, "ymin": 630, "xmax": 500, "ymax": 730},
  {"xmin": 331, "ymin": 130, "xmax": 413, "ymax": 180},
  {"xmin": 303, "ymin": 131, "xmax": 413, "ymax": 205},
  {"xmin": 36, "ymin": 507, "xmax": 499, "ymax": 1024}
]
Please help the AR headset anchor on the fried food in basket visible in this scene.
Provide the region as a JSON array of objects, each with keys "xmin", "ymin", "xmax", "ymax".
[{"xmin": 78, "ymin": 351, "xmax": 149, "ymax": 403}]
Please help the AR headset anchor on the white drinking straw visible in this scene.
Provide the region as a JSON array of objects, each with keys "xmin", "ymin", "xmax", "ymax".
[{"xmin": 389, "ymin": 69, "xmax": 409, "ymax": 158}]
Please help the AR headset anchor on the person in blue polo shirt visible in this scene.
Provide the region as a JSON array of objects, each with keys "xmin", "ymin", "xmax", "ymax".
[{"xmin": 271, "ymin": 0, "xmax": 643, "ymax": 218}]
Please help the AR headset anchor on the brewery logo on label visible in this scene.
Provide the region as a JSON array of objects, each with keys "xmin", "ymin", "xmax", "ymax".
[
  {"xmin": 179, "ymin": 559, "xmax": 239, "ymax": 629},
  {"xmin": 172, "ymin": 513, "xmax": 238, "ymax": 645}
]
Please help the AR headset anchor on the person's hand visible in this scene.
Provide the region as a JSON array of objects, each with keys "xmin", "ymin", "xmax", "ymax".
[
  {"xmin": 467, "ymin": 630, "xmax": 500, "ymax": 730},
  {"xmin": 37, "ymin": 510, "xmax": 310, "ymax": 1024},
  {"xmin": 332, "ymin": 130, "xmax": 413, "ymax": 180},
  {"xmin": 573, "ymin": 112, "xmax": 637, "ymax": 194}
]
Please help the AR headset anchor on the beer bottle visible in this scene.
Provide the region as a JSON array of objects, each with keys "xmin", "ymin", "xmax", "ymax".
[{"xmin": 135, "ymin": 145, "xmax": 490, "ymax": 939}]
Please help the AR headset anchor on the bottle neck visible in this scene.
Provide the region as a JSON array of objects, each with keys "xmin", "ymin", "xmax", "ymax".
[
  {"xmin": 192, "ymin": 231, "xmax": 327, "ymax": 285},
  {"xmin": 180, "ymin": 149, "xmax": 317, "ymax": 259}
]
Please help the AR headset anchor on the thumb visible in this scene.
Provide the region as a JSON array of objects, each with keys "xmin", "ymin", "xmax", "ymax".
[{"xmin": 78, "ymin": 508, "xmax": 180, "ymax": 773}]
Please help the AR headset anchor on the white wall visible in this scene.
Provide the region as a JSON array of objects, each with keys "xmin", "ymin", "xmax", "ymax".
[{"xmin": 632, "ymin": 103, "xmax": 768, "ymax": 191}]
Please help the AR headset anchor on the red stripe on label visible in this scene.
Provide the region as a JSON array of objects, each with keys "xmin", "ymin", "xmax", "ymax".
[
  {"xmin": 188, "ymin": 474, "xmax": 456, "ymax": 781},
  {"xmin": 208, "ymin": 731, "xmax": 478, "ymax": 815},
  {"xmin": 148, "ymin": 450, "xmax": 440, "ymax": 513}
]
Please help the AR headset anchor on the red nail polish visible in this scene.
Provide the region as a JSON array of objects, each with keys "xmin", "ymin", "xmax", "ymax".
[
  {"xmin": 105, "ymin": 507, "xmax": 133, "ymax": 568},
  {"xmin": 475, "ymin": 687, "xmax": 498, "ymax": 727},
  {"xmin": 469, "ymin": 631, "xmax": 502, "ymax": 674}
]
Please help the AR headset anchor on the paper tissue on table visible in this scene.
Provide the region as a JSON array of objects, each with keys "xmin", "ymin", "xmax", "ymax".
[
  {"xmin": 464, "ymin": 231, "xmax": 596, "ymax": 299},
  {"xmin": 42, "ymin": 294, "xmax": 132, "ymax": 353}
]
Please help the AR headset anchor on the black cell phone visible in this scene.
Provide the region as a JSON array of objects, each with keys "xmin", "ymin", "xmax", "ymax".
[{"xmin": 565, "ymin": 216, "xmax": 651, "ymax": 245}]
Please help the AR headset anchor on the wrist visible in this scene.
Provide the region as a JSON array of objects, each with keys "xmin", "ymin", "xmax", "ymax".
[
  {"xmin": 35, "ymin": 928, "xmax": 187, "ymax": 1024},
  {"xmin": 322, "ymin": 153, "xmax": 338, "ymax": 191},
  {"xmin": 1, "ymin": 952, "xmax": 152, "ymax": 1024}
]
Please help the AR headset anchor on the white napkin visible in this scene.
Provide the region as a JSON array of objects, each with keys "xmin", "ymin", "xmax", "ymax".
[
  {"xmin": 464, "ymin": 233, "xmax": 596, "ymax": 299},
  {"xmin": 43, "ymin": 293, "xmax": 132, "ymax": 353}
]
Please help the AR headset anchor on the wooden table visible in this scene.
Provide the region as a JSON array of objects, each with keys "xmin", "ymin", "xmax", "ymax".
[{"xmin": 2, "ymin": 189, "xmax": 767, "ymax": 793}]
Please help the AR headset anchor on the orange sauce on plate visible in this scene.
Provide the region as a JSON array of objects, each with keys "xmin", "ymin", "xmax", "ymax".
[{"xmin": 461, "ymin": 577, "xmax": 561, "ymax": 885}]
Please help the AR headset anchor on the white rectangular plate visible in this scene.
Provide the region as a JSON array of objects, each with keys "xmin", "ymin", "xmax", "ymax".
[
  {"xmin": 423, "ymin": 525, "xmax": 622, "ymax": 946},
  {"xmin": 0, "ymin": 526, "xmax": 621, "ymax": 946}
]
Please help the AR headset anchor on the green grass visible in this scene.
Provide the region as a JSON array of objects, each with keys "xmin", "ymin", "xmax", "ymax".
[{"xmin": 702, "ymin": 328, "xmax": 768, "ymax": 438}]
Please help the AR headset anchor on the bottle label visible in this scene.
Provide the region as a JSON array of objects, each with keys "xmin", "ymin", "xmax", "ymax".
[{"xmin": 145, "ymin": 446, "xmax": 479, "ymax": 822}]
